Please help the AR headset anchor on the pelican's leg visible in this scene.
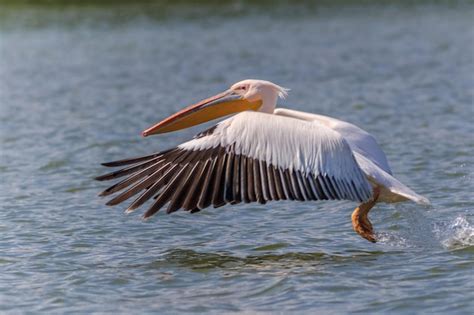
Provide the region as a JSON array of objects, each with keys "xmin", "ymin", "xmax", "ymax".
[{"xmin": 351, "ymin": 187, "xmax": 380, "ymax": 243}]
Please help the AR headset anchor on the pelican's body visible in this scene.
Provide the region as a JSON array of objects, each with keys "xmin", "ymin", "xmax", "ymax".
[{"xmin": 96, "ymin": 79, "xmax": 429, "ymax": 242}]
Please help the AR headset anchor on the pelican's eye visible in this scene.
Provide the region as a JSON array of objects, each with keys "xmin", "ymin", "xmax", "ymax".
[{"xmin": 233, "ymin": 85, "xmax": 247, "ymax": 92}]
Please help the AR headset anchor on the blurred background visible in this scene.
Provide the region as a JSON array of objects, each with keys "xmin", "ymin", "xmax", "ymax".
[{"xmin": 0, "ymin": 1, "xmax": 473, "ymax": 314}]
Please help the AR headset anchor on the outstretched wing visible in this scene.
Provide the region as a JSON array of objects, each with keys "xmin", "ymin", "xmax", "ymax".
[{"xmin": 96, "ymin": 111, "xmax": 373, "ymax": 218}]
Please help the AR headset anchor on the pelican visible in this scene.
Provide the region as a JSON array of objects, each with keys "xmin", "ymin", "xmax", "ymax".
[{"xmin": 96, "ymin": 79, "xmax": 430, "ymax": 242}]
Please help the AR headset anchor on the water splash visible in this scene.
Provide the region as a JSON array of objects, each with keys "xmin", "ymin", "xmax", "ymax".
[
  {"xmin": 378, "ymin": 206, "xmax": 442, "ymax": 249},
  {"xmin": 375, "ymin": 231, "xmax": 409, "ymax": 247},
  {"xmin": 376, "ymin": 207, "xmax": 474, "ymax": 250},
  {"xmin": 432, "ymin": 215, "xmax": 474, "ymax": 250}
]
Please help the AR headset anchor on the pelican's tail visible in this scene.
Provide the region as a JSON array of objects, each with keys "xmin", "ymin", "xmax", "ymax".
[
  {"xmin": 385, "ymin": 177, "xmax": 431, "ymax": 206},
  {"xmin": 354, "ymin": 153, "xmax": 431, "ymax": 206}
]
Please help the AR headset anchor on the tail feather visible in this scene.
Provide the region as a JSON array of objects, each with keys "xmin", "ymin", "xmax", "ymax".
[
  {"xmin": 388, "ymin": 184, "xmax": 431, "ymax": 206},
  {"xmin": 354, "ymin": 152, "xmax": 430, "ymax": 206}
]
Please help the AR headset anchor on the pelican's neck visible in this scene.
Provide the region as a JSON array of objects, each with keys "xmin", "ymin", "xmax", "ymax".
[{"xmin": 258, "ymin": 92, "xmax": 278, "ymax": 114}]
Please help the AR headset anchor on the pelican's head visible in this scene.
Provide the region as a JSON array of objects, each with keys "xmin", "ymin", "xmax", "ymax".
[{"xmin": 142, "ymin": 79, "xmax": 289, "ymax": 136}]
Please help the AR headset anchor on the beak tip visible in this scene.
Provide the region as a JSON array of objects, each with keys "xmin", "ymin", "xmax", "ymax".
[{"xmin": 141, "ymin": 131, "xmax": 149, "ymax": 137}]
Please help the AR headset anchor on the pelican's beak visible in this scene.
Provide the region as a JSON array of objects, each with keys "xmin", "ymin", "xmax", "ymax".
[{"xmin": 142, "ymin": 90, "xmax": 262, "ymax": 136}]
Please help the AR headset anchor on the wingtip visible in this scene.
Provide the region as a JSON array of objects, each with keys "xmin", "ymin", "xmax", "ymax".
[
  {"xmin": 94, "ymin": 174, "xmax": 108, "ymax": 181},
  {"xmin": 98, "ymin": 189, "xmax": 113, "ymax": 197},
  {"xmin": 105, "ymin": 199, "xmax": 119, "ymax": 206},
  {"xmin": 101, "ymin": 161, "xmax": 119, "ymax": 167}
]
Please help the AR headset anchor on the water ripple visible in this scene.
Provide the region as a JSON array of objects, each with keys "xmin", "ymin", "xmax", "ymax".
[{"xmin": 1, "ymin": 2, "xmax": 473, "ymax": 314}]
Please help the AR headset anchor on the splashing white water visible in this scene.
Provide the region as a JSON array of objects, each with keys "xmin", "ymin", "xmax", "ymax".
[
  {"xmin": 375, "ymin": 206, "xmax": 474, "ymax": 250},
  {"xmin": 432, "ymin": 215, "xmax": 474, "ymax": 250},
  {"xmin": 375, "ymin": 231, "xmax": 410, "ymax": 247}
]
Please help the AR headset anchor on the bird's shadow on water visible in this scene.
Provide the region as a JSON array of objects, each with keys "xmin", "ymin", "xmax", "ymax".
[{"xmin": 147, "ymin": 248, "xmax": 396, "ymax": 273}]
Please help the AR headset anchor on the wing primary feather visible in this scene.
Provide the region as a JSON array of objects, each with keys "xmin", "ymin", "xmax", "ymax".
[
  {"xmin": 271, "ymin": 165, "xmax": 286, "ymax": 200},
  {"xmin": 241, "ymin": 156, "xmax": 250, "ymax": 203},
  {"xmin": 99, "ymin": 160, "xmax": 164, "ymax": 196},
  {"xmin": 182, "ymin": 160, "xmax": 209, "ymax": 211},
  {"xmin": 95, "ymin": 156, "xmax": 162, "ymax": 181},
  {"xmin": 318, "ymin": 175, "xmax": 334, "ymax": 199},
  {"xmin": 319, "ymin": 175, "xmax": 334, "ymax": 199},
  {"xmin": 342, "ymin": 178, "xmax": 357, "ymax": 201},
  {"xmin": 124, "ymin": 164, "xmax": 179, "ymax": 211},
  {"xmin": 211, "ymin": 148, "xmax": 228, "ymax": 208},
  {"xmin": 315, "ymin": 176, "xmax": 330, "ymax": 200},
  {"xmin": 171, "ymin": 148, "xmax": 194, "ymax": 166},
  {"xmin": 351, "ymin": 180, "xmax": 370, "ymax": 202},
  {"xmin": 331, "ymin": 177, "xmax": 347, "ymax": 199},
  {"xmin": 224, "ymin": 151, "xmax": 235, "ymax": 203},
  {"xmin": 190, "ymin": 208, "xmax": 201, "ymax": 213},
  {"xmin": 259, "ymin": 160, "xmax": 271, "ymax": 201},
  {"xmin": 324, "ymin": 176, "xmax": 340, "ymax": 199},
  {"xmin": 296, "ymin": 171, "xmax": 311, "ymax": 201},
  {"xmin": 359, "ymin": 178, "xmax": 374, "ymax": 201},
  {"xmin": 253, "ymin": 159, "xmax": 265, "ymax": 204},
  {"xmin": 281, "ymin": 169, "xmax": 295, "ymax": 200},
  {"xmin": 265, "ymin": 162, "xmax": 278, "ymax": 201},
  {"xmin": 333, "ymin": 177, "xmax": 346, "ymax": 200},
  {"xmin": 118, "ymin": 161, "xmax": 171, "ymax": 203},
  {"xmin": 232, "ymin": 154, "xmax": 242, "ymax": 204},
  {"xmin": 350, "ymin": 180, "xmax": 365, "ymax": 201},
  {"xmin": 166, "ymin": 165, "xmax": 199, "ymax": 213},
  {"xmin": 96, "ymin": 148, "xmax": 184, "ymax": 181},
  {"xmin": 337, "ymin": 178, "xmax": 353, "ymax": 200},
  {"xmin": 344, "ymin": 180, "xmax": 357, "ymax": 201},
  {"xmin": 307, "ymin": 174, "xmax": 321, "ymax": 200},
  {"xmin": 166, "ymin": 151, "xmax": 204, "ymax": 214},
  {"xmin": 144, "ymin": 165, "xmax": 191, "ymax": 218},
  {"xmin": 197, "ymin": 149, "xmax": 220, "ymax": 209},
  {"xmin": 106, "ymin": 162, "xmax": 175, "ymax": 206},
  {"xmin": 328, "ymin": 176, "xmax": 344, "ymax": 200},
  {"xmin": 100, "ymin": 150, "xmax": 172, "ymax": 167},
  {"xmin": 246, "ymin": 158, "xmax": 257, "ymax": 202},
  {"xmin": 288, "ymin": 169, "xmax": 304, "ymax": 201},
  {"xmin": 301, "ymin": 173, "xmax": 316, "ymax": 200}
]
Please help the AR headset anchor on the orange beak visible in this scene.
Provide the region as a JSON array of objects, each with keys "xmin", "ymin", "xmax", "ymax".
[{"xmin": 142, "ymin": 90, "xmax": 262, "ymax": 136}]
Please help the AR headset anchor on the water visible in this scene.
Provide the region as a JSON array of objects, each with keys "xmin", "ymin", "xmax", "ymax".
[{"xmin": 1, "ymin": 2, "xmax": 473, "ymax": 313}]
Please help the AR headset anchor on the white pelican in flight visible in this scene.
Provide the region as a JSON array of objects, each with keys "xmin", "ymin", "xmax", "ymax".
[{"xmin": 96, "ymin": 79, "xmax": 429, "ymax": 242}]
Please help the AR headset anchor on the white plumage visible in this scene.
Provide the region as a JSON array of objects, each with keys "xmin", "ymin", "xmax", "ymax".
[{"xmin": 273, "ymin": 108, "xmax": 429, "ymax": 205}]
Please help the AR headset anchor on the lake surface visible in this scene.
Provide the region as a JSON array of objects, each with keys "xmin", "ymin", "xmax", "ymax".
[{"xmin": 1, "ymin": 2, "xmax": 473, "ymax": 313}]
